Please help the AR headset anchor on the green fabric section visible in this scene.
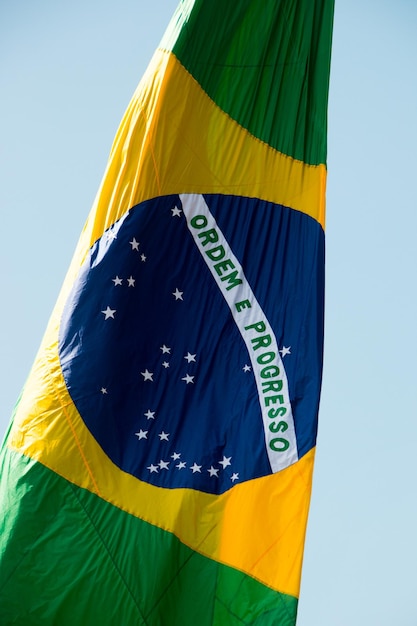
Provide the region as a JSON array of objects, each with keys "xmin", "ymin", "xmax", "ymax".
[
  {"xmin": 0, "ymin": 447, "xmax": 298, "ymax": 625},
  {"xmin": 161, "ymin": 0, "xmax": 334, "ymax": 165}
]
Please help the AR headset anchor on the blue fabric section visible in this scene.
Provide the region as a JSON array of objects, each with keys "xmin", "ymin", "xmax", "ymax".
[{"xmin": 59, "ymin": 194, "xmax": 323, "ymax": 494}]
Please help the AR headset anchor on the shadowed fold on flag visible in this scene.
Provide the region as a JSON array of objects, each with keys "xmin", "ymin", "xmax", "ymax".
[{"xmin": 0, "ymin": 1, "xmax": 334, "ymax": 624}]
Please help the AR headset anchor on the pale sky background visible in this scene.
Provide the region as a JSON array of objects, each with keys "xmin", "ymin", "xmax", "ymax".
[{"xmin": 1, "ymin": 1, "xmax": 417, "ymax": 624}]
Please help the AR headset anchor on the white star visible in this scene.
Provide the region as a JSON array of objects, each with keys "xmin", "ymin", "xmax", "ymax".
[
  {"xmin": 135, "ymin": 429, "xmax": 148, "ymax": 440},
  {"xmin": 101, "ymin": 306, "xmax": 116, "ymax": 319},
  {"xmin": 243, "ymin": 364, "xmax": 251, "ymax": 372},
  {"xmin": 159, "ymin": 460, "xmax": 170, "ymax": 470},
  {"xmin": 144, "ymin": 409, "xmax": 155, "ymax": 420},
  {"xmin": 171, "ymin": 206, "xmax": 182, "ymax": 217},
  {"xmin": 162, "ymin": 361, "xmax": 170, "ymax": 369},
  {"xmin": 184, "ymin": 352, "xmax": 196, "ymax": 363},
  {"xmin": 231, "ymin": 473, "xmax": 239, "ymax": 482},
  {"xmin": 141, "ymin": 370, "xmax": 154, "ymax": 382},
  {"xmin": 106, "ymin": 230, "xmax": 117, "ymax": 241},
  {"xmin": 127, "ymin": 276, "xmax": 135, "ymax": 287},
  {"xmin": 130, "ymin": 237, "xmax": 140, "ymax": 251},
  {"xmin": 190, "ymin": 463, "xmax": 202, "ymax": 473},
  {"xmin": 112, "ymin": 276, "xmax": 123, "ymax": 286},
  {"xmin": 101, "ymin": 387, "xmax": 108, "ymax": 394},
  {"xmin": 141, "ymin": 254, "xmax": 146, "ymax": 262},
  {"xmin": 208, "ymin": 466, "xmax": 219, "ymax": 477},
  {"xmin": 176, "ymin": 461, "xmax": 186, "ymax": 469},
  {"xmin": 158, "ymin": 431, "xmax": 169, "ymax": 441},
  {"xmin": 182, "ymin": 374, "xmax": 194, "ymax": 384},
  {"xmin": 280, "ymin": 346, "xmax": 291, "ymax": 357},
  {"xmin": 147, "ymin": 464, "xmax": 159, "ymax": 473},
  {"xmin": 171, "ymin": 452, "xmax": 181, "ymax": 460},
  {"xmin": 173, "ymin": 288, "xmax": 183, "ymax": 300},
  {"xmin": 160, "ymin": 345, "xmax": 171, "ymax": 354},
  {"xmin": 219, "ymin": 456, "xmax": 232, "ymax": 469}
]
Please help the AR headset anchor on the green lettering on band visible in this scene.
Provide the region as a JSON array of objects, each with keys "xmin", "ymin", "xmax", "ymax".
[{"xmin": 269, "ymin": 437, "xmax": 290, "ymax": 452}]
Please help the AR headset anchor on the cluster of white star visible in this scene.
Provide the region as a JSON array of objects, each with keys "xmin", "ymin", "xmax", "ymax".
[
  {"xmin": 99, "ymin": 338, "xmax": 240, "ymax": 483},
  {"xmin": 132, "ymin": 342, "xmax": 241, "ymax": 482},
  {"xmin": 139, "ymin": 345, "xmax": 197, "ymax": 386},
  {"xmin": 134, "ymin": 422, "xmax": 239, "ymax": 483},
  {"xmin": 99, "ymin": 215, "xmax": 240, "ymax": 483},
  {"xmin": 98, "ymin": 229, "xmax": 240, "ymax": 484},
  {"xmin": 100, "ymin": 228, "xmax": 185, "ymax": 321}
]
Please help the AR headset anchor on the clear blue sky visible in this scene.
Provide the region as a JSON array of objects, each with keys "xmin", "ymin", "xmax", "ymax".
[{"xmin": 1, "ymin": 1, "xmax": 417, "ymax": 624}]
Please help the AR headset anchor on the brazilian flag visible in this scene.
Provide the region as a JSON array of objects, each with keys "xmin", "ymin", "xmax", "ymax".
[{"xmin": 0, "ymin": 1, "xmax": 334, "ymax": 624}]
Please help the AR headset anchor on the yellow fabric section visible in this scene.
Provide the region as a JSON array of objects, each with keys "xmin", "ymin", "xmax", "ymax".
[
  {"xmin": 70, "ymin": 49, "xmax": 325, "ymax": 281},
  {"xmin": 9, "ymin": 343, "xmax": 314, "ymax": 598},
  {"xmin": 7, "ymin": 47, "xmax": 322, "ymax": 597}
]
